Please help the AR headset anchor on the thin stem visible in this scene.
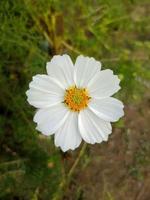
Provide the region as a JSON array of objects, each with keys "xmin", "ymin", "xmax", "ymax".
[
  {"xmin": 68, "ymin": 143, "xmax": 87, "ymax": 182},
  {"xmin": 53, "ymin": 143, "xmax": 87, "ymax": 200},
  {"xmin": 62, "ymin": 40, "xmax": 82, "ymax": 55}
]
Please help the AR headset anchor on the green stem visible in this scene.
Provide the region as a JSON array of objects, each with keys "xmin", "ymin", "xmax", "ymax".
[
  {"xmin": 53, "ymin": 143, "xmax": 87, "ymax": 200},
  {"xmin": 68, "ymin": 143, "xmax": 87, "ymax": 182}
]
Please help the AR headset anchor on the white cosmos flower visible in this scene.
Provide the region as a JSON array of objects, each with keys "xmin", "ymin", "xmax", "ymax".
[{"xmin": 26, "ymin": 55, "xmax": 124, "ymax": 152}]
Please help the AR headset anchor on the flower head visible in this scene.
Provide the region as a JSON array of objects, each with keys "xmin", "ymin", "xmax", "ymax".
[{"xmin": 26, "ymin": 55, "xmax": 124, "ymax": 152}]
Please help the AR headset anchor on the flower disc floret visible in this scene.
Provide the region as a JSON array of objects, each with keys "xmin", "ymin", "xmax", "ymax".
[{"xmin": 64, "ymin": 86, "xmax": 91, "ymax": 112}]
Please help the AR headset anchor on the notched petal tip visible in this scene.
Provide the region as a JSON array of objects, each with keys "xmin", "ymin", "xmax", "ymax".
[
  {"xmin": 57, "ymin": 145, "xmax": 78, "ymax": 152},
  {"xmin": 55, "ymin": 140, "xmax": 78, "ymax": 152},
  {"xmin": 35, "ymin": 125, "xmax": 52, "ymax": 136}
]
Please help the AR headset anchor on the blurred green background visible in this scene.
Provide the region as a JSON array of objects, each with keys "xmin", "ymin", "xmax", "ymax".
[{"xmin": 0, "ymin": 0, "xmax": 150, "ymax": 199}]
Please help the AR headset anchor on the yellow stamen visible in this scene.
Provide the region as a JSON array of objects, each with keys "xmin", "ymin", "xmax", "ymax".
[{"xmin": 64, "ymin": 86, "xmax": 91, "ymax": 112}]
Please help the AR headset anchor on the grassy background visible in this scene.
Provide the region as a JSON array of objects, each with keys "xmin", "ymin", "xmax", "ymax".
[{"xmin": 0, "ymin": 0, "xmax": 150, "ymax": 199}]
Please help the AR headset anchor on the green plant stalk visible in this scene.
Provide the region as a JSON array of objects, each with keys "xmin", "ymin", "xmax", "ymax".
[{"xmin": 53, "ymin": 142, "xmax": 87, "ymax": 200}]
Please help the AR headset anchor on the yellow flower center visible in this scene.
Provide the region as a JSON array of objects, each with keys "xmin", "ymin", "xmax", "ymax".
[{"xmin": 64, "ymin": 86, "xmax": 91, "ymax": 112}]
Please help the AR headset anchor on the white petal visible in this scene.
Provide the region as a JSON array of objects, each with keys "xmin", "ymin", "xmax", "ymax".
[
  {"xmin": 34, "ymin": 104, "xmax": 69, "ymax": 136},
  {"xmin": 46, "ymin": 54, "xmax": 74, "ymax": 89},
  {"xmin": 89, "ymin": 97, "xmax": 124, "ymax": 122},
  {"xmin": 88, "ymin": 69, "xmax": 120, "ymax": 98},
  {"xmin": 78, "ymin": 108, "xmax": 112, "ymax": 144},
  {"xmin": 55, "ymin": 112, "xmax": 82, "ymax": 152},
  {"xmin": 74, "ymin": 55, "xmax": 101, "ymax": 88},
  {"xmin": 26, "ymin": 75, "xmax": 64, "ymax": 108}
]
